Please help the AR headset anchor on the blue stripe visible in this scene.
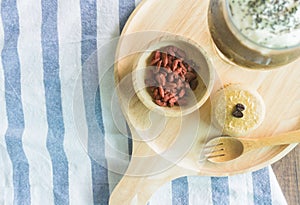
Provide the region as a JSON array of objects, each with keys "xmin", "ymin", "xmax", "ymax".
[
  {"xmin": 126, "ymin": 124, "xmax": 132, "ymax": 156},
  {"xmin": 172, "ymin": 177, "xmax": 189, "ymax": 205},
  {"xmin": 211, "ymin": 177, "xmax": 230, "ymax": 205},
  {"xmin": 1, "ymin": 0, "xmax": 31, "ymax": 204},
  {"xmin": 119, "ymin": 0, "xmax": 135, "ymax": 32},
  {"xmin": 80, "ymin": 0, "xmax": 110, "ymax": 204},
  {"xmin": 119, "ymin": 0, "xmax": 135, "ymax": 158},
  {"xmin": 95, "ymin": 86, "xmax": 105, "ymax": 135},
  {"xmin": 41, "ymin": 0, "xmax": 69, "ymax": 204},
  {"xmin": 252, "ymin": 167, "xmax": 272, "ymax": 205}
]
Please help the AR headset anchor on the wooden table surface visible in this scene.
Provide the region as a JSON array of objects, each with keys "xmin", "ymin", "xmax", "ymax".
[{"xmin": 272, "ymin": 145, "xmax": 300, "ymax": 205}]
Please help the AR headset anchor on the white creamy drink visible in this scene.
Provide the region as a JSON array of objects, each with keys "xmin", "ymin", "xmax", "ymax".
[
  {"xmin": 208, "ymin": 0, "xmax": 300, "ymax": 68},
  {"xmin": 228, "ymin": 0, "xmax": 300, "ymax": 48}
]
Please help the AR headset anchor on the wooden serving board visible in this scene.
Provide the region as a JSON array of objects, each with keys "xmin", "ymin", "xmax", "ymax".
[{"xmin": 110, "ymin": 0, "xmax": 300, "ymax": 204}]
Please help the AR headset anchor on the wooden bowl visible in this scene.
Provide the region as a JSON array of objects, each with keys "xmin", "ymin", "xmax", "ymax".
[{"xmin": 132, "ymin": 35, "xmax": 215, "ymax": 117}]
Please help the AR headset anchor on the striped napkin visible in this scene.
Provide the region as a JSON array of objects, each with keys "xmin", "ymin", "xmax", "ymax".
[{"xmin": 0, "ymin": 0, "xmax": 288, "ymax": 204}]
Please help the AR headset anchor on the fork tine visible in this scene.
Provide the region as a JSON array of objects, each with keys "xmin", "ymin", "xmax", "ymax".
[
  {"xmin": 204, "ymin": 142, "xmax": 223, "ymax": 149},
  {"xmin": 205, "ymin": 150, "xmax": 225, "ymax": 158},
  {"xmin": 203, "ymin": 142, "xmax": 223, "ymax": 154},
  {"xmin": 206, "ymin": 153, "xmax": 226, "ymax": 160},
  {"xmin": 199, "ymin": 153, "xmax": 226, "ymax": 162}
]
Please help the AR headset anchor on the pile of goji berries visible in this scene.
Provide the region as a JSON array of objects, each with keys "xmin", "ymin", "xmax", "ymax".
[{"xmin": 145, "ymin": 46, "xmax": 199, "ymax": 107}]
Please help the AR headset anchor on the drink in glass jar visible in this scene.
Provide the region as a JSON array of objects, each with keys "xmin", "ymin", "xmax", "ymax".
[{"xmin": 208, "ymin": 0, "xmax": 300, "ymax": 69}]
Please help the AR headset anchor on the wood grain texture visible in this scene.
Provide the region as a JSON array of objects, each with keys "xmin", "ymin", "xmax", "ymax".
[
  {"xmin": 109, "ymin": 0, "xmax": 300, "ymax": 204},
  {"xmin": 272, "ymin": 145, "xmax": 300, "ymax": 205}
]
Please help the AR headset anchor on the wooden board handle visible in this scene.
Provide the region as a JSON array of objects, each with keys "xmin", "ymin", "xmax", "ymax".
[{"xmin": 109, "ymin": 156, "xmax": 197, "ymax": 205}]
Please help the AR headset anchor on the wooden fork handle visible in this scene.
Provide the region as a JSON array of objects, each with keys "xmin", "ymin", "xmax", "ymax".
[{"xmin": 243, "ymin": 129, "xmax": 300, "ymax": 152}]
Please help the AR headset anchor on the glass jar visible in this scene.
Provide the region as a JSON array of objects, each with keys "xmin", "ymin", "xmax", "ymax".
[{"xmin": 208, "ymin": 0, "xmax": 300, "ymax": 69}]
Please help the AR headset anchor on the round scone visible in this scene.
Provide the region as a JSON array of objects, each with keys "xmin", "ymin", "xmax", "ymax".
[{"xmin": 211, "ymin": 84, "xmax": 265, "ymax": 137}]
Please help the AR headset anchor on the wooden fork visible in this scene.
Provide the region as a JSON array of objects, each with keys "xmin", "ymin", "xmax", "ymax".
[{"xmin": 204, "ymin": 130, "xmax": 300, "ymax": 163}]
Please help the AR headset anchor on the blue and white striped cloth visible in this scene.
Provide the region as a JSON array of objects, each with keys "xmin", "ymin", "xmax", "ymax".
[{"xmin": 0, "ymin": 0, "xmax": 288, "ymax": 204}]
